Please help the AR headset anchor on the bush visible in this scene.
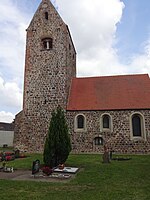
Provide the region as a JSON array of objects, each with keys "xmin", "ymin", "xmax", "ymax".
[{"xmin": 43, "ymin": 106, "xmax": 71, "ymax": 168}]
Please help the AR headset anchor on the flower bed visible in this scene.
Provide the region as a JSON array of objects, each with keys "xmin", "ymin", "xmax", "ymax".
[
  {"xmin": 42, "ymin": 166, "xmax": 53, "ymax": 176},
  {"xmin": 0, "ymin": 150, "xmax": 27, "ymax": 162}
]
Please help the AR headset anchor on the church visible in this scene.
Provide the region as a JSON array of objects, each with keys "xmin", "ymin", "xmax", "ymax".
[{"xmin": 14, "ymin": 0, "xmax": 150, "ymax": 154}]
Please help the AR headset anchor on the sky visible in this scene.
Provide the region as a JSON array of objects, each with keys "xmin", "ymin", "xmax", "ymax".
[{"xmin": 0, "ymin": 0, "xmax": 150, "ymax": 123}]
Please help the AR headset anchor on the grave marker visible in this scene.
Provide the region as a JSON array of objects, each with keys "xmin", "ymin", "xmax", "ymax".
[{"xmin": 32, "ymin": 159, "xmax": 40, "ymax": 175}]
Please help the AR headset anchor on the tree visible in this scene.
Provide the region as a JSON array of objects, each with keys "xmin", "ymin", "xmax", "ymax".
[{"xmin": 43, "ymin": 106, "xmax": 71, "ymax": 168}]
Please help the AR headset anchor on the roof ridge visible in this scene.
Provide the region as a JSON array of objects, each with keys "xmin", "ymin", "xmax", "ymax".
[{"xmin": 75, "ymin": 73, "xmax": 149, "ymax": 80}]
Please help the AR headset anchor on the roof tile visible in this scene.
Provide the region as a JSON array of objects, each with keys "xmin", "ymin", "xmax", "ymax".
[{"xmin": 67, "ymin": 74, "xmax": 150, "ymax": 110}]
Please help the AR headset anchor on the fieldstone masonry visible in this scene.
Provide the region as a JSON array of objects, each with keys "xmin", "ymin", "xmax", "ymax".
[
  {"xmin": 14, "ymin": 0, "xmax": 150, "ymax": 153},
  {"xmin": 14, "ymin": 0, "xmax": 76, "ymax": 152},
  {"xmin": 67, "ymin": 110, "xmax": 150, "ymax": 154}
]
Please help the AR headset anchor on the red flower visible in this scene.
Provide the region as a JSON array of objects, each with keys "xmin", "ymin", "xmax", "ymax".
[
  {"xmin": 6, "ymin": 152, "xmax": 13, "ymax": 156},
  {"xmin": 5, "ymin": 156, "xmax": 11, "ymax": 161},
  {"xmin": 42, "ymin": 166, "xmax": 53, "ymax": 176}
]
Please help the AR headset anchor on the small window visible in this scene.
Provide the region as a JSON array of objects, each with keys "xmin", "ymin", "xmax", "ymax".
[
  {"xmin": 42, "ymin": 38, "xmax": 53, "ymax": 50},
  {"xmin": 132, "ymin": 114, "xmax": 142, "ymax": 137},
  {"xmin": 69, "ymin": 44, "xmax": 71, "ymax": 50},
  {"xmin": 45, "ymin": 12, "xmax": 48, "ymax": 20},
  {"xmin": 77, "ymin": 115, "xmax": 84, "ymax": 129},
  {"xmin": 103, "ymin": 115, "xmax": 110, "ymax": 128},
  {"xmin": 94, "ymin": 137, "xmax": 103, "ymax": 145}
]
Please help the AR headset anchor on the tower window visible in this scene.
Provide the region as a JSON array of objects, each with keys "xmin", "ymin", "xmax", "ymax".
[
  {"xmin": 45, "ymin": 12, "xmax": 48, "ymax": 20},
  {"xmin": 42, "ymin": 38, "xmax": 53, "ymax": 50},
  {"xmin": 69, "ymin": 44, "xmax": 71, "ymax": 50}
]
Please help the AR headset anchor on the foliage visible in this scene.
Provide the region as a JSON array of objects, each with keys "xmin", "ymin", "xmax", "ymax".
[
  {"xmin": 2, "ymin": 153, "xmax": 43, "ymax": 169},
  {"xmin": 43, "ymin": 106, "xmax": 71, "ymax": 167},
  {"xmin": 42, "ymin": 166, "xmax": 53, "ymax": 176},
  {"xmin": 0, "ymin": 150, "xmax": 26, "ymax": 162}
]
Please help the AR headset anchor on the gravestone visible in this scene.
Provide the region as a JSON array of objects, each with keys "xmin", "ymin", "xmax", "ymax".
[
  {"xmin": 32, "ymin": 159, "xmax": 40, "ymax": 175},
  {"xmin": 14, "ymin": 149, "xmax": 20, "ymax": 158},
  {"xmin": 102, "ymin": 145, "xmax": 110, "ymax": 163},
  {"xmin": 1, "ymin": 151, "xmax": 6, "ymax": 161},
  {"xmin": 109, "ymin": 151, "xmax": 113, "ymax": 160}
]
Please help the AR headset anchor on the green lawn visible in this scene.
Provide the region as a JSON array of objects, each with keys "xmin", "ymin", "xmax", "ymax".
[{"xmin": 0, "ymin": 154, "xmax": 150, "ymax": 200}]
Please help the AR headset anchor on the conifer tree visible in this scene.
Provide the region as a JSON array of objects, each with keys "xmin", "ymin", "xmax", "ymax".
[{"xmin": 43, "ymin": 106, "xmax": 71, "ymax": 168}]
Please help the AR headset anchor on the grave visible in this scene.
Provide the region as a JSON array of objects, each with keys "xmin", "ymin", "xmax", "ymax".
[
  {"xmin": 54, "ymin": 167, "xmax": 79, "ymax": 174},
  {"xmin": 0, "ymin": 162, "xmax": 14, "ymax": 173},
  {"xmin": 32, "ymin": 159, "xmax": 40, "ymax": 175},
  {"xmin": 50, "ymin": 173, "xmax": 71, "ymax": 179},
  {"xmin": 102, "ymin": 145, "xmax": 110, "ymax": 163}
]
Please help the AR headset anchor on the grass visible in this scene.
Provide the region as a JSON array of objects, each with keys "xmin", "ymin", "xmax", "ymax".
[{"xmin": 0, "ymin": 154, "xmax": 150, "ymax": 200}]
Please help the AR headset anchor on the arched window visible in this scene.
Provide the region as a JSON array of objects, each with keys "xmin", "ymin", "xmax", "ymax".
[
  {"xmin": 77, "ymin": 115, "xmax": 84, "ymax": 129},
  {"xmin": 103, "ymin": 115, "xmax": 110, "ymax": 128},
  {"xmin": 74, "ymin": 114, "xmax": 87, "ymax": 132},
  {"xmin": 94, "ymin": 137, "xmax": 103, "ymax": 145},
  {"xmin": 42, "ymin": 38, "xmax": 53, "ymax": 50},
  {"xmin": 130, "ymin": 112, "xmax": 146, "ymax": 140},
  {"xmin": 132, "ymin": 114, "xmax": 142, "ymax": 137},
  {"xmin": 100, "ymin": 113, "xmax": 113, "ymax": 132}
]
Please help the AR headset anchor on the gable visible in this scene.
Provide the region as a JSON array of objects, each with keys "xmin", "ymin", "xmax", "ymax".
[{"xmin": 67, "ymin": 74, "xmax": 150, "ymax": 111}]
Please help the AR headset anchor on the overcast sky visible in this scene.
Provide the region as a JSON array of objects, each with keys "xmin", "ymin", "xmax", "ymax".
[{"xmin": 0, "ymin": 0, "xmax": 150, "ymax": 123}]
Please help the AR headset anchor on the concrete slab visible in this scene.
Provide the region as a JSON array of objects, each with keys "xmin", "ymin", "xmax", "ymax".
[{"xmin": 54, "ymin": 167, "xmax": 79, "ymax": 174}]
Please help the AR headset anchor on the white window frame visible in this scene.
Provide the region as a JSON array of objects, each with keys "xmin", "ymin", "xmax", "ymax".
[
  {"xmin": 74, "ymin": 114, "xmax": 87, "ymax": 132},
  {"xmin": 100, "ymin": 113, "xmax": 113, "ymax": 132},
  {"xmin": 130, "ymin": 112, "xmax": 146, "ymax": 141}
]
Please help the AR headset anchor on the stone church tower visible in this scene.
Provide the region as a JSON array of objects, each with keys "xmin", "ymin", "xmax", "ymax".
[{"xmin": 14, "ymin": 0, "xmax": 76, "ymax": 152}]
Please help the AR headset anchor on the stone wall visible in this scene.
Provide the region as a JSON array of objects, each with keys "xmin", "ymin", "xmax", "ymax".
[
  {"xmin": 14, "ymin": 1, "xmax": 150, "ymax": 154},
  {"xmin": 67, "ymin": 110, "xmax": 150, "ymax": 154},
  {"xmin": 14, "ymin": 0, "xmax": 76, "ymax": 152}
]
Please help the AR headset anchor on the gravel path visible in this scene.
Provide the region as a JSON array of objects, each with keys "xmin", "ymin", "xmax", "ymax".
[{"xmin": 0, "ymin": 169, "xmax": 74, "ymax": 182}]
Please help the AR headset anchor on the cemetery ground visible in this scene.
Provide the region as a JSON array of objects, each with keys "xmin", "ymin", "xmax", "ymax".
[{"xmin": 0, "ymin": 153, "xmax": 150, "ymax": 200}]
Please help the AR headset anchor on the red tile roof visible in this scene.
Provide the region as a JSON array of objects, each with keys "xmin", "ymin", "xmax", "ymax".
[{"xmin": 67, "ymin": 74, "xmax": 150, "ymax": 111}]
